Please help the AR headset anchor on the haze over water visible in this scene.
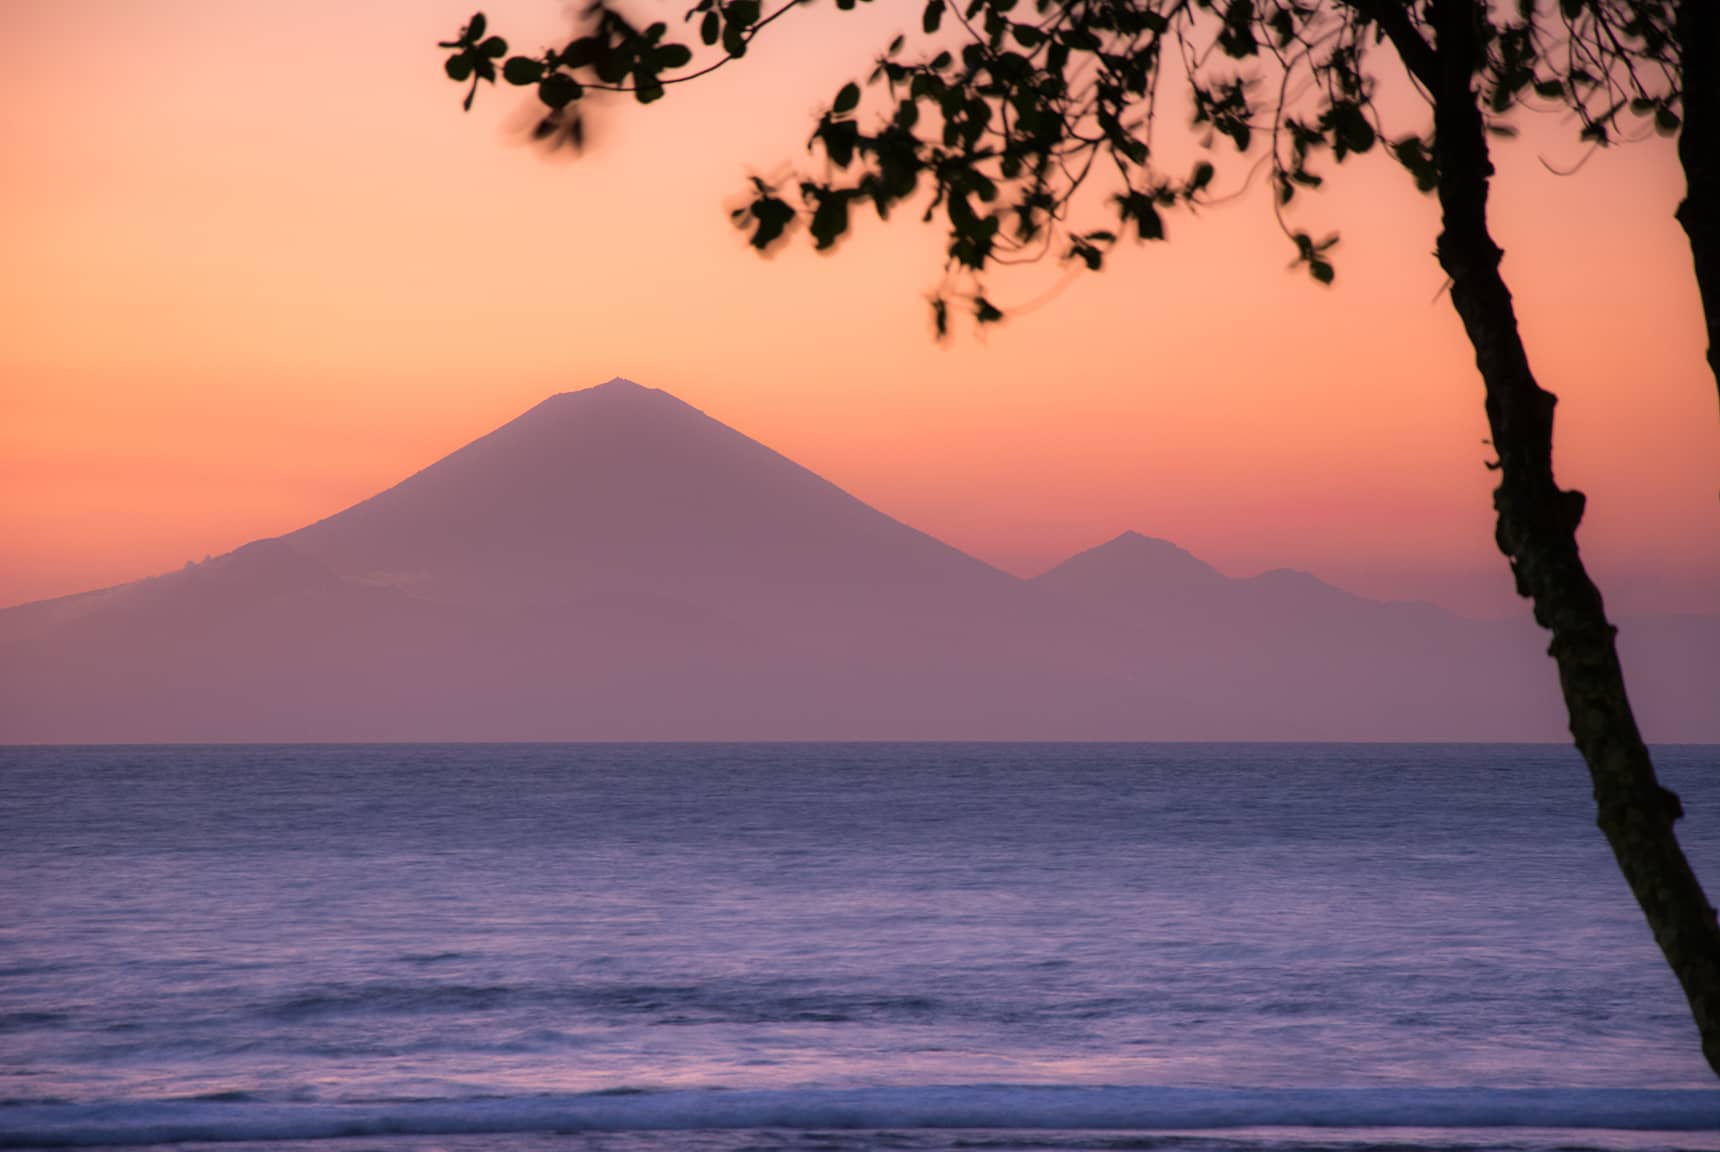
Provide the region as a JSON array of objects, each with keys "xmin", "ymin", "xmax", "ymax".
[{"xmin": 4, "ymin": 743, "xmax": 1720, "ymax": 1151}]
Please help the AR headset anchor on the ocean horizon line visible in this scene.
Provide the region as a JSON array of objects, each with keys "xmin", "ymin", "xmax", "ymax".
[{"xmin": 5, "ymin": 738, "xmax": 1693, "ymax": 749}]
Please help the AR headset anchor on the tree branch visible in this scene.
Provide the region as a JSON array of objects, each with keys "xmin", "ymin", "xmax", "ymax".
[{"xmin": 1350, "ymin": 0, "xmax": 1437, "ymax": 88}]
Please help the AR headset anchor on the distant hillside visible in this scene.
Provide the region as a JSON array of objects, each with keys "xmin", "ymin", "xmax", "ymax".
[{"xmin": 2, "ymin": 378, "xmax": 1713, "ymax": 742}]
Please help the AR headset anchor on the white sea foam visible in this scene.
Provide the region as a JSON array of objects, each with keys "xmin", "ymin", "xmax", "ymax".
[{"xmin": 3, "ymin": 1087, "xmax": 1719, "ymax": 1148}]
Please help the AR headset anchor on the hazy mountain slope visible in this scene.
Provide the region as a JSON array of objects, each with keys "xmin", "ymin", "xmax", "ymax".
[
  {"xmin": 1032, "ymin": 532, "xmax": 1566, "ymax": 741},
  {"xmin": 0, "ymin": 380, "xmax": 1042, "ymax": 741},
  {"xmin": 1031, "ymin": 531, "xmax": 1717, "ymax": 742},
  {"xmin": 0, "ymin": 540, "xmax": 467, "ymax": 741},
  {"xmin": 1615, "ymin": 614, "xmax": 1720, "ymax": 743}
]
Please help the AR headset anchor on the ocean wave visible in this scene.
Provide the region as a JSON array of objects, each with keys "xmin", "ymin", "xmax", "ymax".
[
  {"xmin": 255, "ymin": 980, "xmax": 946, "ymax": 1026},
  {"xmin": 2, "ymin": 1087, "xmax": 1717, "ymax": 1147},
  {"xmin": 0, "ymin": 1012, "xmax": 71, "ymax": 1033}
]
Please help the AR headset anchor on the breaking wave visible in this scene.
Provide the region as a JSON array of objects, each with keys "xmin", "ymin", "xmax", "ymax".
[{"xmin": 3, "ymin": 1087, "xmax": 1718, "ymax": 1148}]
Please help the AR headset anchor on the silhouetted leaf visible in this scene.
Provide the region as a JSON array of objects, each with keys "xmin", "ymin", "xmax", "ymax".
[
  {"xmin": 1068, "ymin": 240, "xmax": 1103, "ymax": 270},
  {"xmin": 809, "ymin": 191, "xmax": 852, "ymax": 248},
  {"xmin": 539, "ymin": 72, "xmax": 583, "ymax": 108},
  {"xmin": 728, "ymin": 0, "xmax": 761, "ymax": 30},
  {"xmin": 1391, "ymin": 136, "xmax": 1438, "ymax": 193},
  {"xmin": 733, "ymin": 177, "xmax": 797, "ymax": 249},
  {"xmin": 503, "ymin": 56, "xmax": 545, "ymax": 85},
  {"xmin": 1217, "ymin": 0, "xmax": 1258, "ymax": 58}
]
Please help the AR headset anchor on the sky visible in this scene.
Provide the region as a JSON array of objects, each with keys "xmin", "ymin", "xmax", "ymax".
[{"xmin": 1, "ymin": 0, "xmax": 1716, "ymax": 618}]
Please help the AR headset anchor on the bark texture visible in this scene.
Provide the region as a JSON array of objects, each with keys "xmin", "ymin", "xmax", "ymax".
[
  {"xmin": 1676, "ymin": 0, "xmax": 1720, "ymax": 410},
  {"xmin": 1389, "ymin": 0, "xmax": 1720, "ymax": 1078}
]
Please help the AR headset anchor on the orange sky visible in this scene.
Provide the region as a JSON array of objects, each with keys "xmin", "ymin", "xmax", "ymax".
[{"xmin": 2, "ymin": 0, "xmax": 1716, "ymax": 617}]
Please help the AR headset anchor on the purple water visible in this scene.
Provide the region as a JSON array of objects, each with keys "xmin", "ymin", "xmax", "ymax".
[{"xmin": 2, "ymin": 743, "xmax": 1717, "ymax": 1150}]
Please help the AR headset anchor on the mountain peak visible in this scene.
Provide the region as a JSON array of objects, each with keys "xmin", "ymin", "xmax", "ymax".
[
  {"xmin": 532, "ymin": 376, "xmax": 669, "ymax": 410},
  {"xmin": 492, "ymin": 378, "xmax": 705, "ymax": 443},
  {"xmin": 1033, "ymin": 530, "xmax": 1226, "ymax": 596},
  {"xmin": 1078, "ymin": 531, "xmax": 1224, "ymax": 577},
  {"xmin": 580, "ymin": 375, "xmax": 652, "ymax": 397},
  {"xmin": 1107, "ymin": 530, "xmax": 1203, "ymax": 556}
]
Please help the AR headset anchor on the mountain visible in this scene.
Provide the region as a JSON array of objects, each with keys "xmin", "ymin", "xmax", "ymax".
[
  {"xmin": 2, "ymin": 378, "xmax": 1713, "ymax": 742},
  {"xmin": 1033, "ymin": 532, "xmax": 1230, "ymax": 603},
  {"xmin": 286, "ymin": 380, "xmax": 1017, "ymax": 609},
  {"xmin": 1032, "ymin": 531, "xmax": 1562, "ymax": 740},
  {"xmin": 0, "ymin": 380, "xmax": 1040, "ymax": 741}
]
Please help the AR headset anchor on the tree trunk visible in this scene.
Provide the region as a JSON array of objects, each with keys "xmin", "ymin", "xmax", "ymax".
[
  {"xmin": 1676, "ymin": 0, "xmax": 1720, "ymax": 409},
  {"xmin": 1422, "ymin": 0, "xmax": 1720, "ymax": 1077}
]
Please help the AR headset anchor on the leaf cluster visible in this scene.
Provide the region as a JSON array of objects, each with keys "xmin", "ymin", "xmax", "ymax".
[{"xmin": 442, "ymin": 0, "xmax": 1682, "ymax": 333}]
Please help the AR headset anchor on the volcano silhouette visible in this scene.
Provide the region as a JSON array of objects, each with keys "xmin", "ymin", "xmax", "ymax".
[{"xmin": 2, "ymin": 378, "xmax": 1713, "ymax": 742}]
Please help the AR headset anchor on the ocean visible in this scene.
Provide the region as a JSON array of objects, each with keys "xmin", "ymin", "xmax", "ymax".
[{"xmin": 2, "ymin": 743, "xmax": 1718, "ymax": 1152}]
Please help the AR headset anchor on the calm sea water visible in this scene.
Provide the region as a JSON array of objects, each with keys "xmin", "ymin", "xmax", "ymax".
[{"xmin": 2, "ymin": 744, "xmax": 1719, "ymax": 1152}]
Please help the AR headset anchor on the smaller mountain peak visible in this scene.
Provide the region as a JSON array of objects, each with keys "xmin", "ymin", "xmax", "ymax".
[
  {"xmin": 1108, "ymin": 530, "xmax": 1181, "ymax": 550},
  {"xmin": 594, "ymin": 376, "xmax": 647, "ymax": 391},
  {"xmin": 1034, "ymin": 530, "xmax": 1226, "ymax": 592},
  {"xmin": 1094, "ymin": 532, "xmax": 1216, "ymax": 568}
]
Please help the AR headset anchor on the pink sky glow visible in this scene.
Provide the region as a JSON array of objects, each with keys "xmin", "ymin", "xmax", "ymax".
[{"xmin": 1, "ymin": 0, "xmax": 1716, "ymax": 618}]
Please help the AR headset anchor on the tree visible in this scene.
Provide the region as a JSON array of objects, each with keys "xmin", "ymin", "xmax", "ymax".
[
  {"xmin": 1672, "ymin": 0, "xmax": 1719, "ymax": 405},
  {"xmin": 440, "ymin": 0, "xmax": 1720, "ymax": 1075}
]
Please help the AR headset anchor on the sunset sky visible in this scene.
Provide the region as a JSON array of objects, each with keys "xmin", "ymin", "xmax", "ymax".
[{"xmin": 2, "ymin": 0, "xmax": 1716, "ymax": 618}]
